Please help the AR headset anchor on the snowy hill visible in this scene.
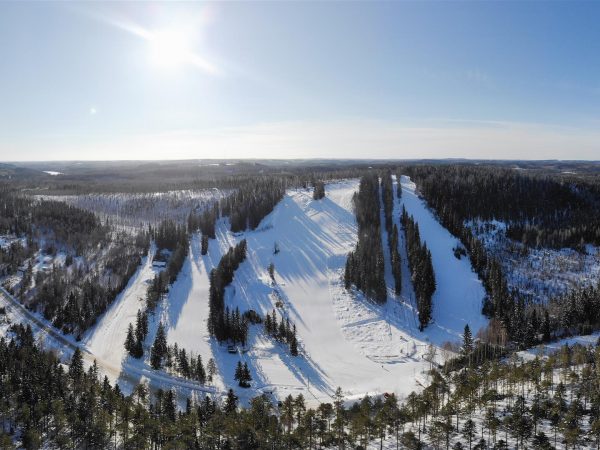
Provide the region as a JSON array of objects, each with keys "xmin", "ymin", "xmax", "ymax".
[{"xmin": 2, "ymin": 176, "xmax": 489, "ymax": 406}]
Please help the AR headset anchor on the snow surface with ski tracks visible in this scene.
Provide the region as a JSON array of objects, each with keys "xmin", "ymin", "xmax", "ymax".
[{"xmin": 1, "ymin": 176, "xmax": 487, "ymax": 406}]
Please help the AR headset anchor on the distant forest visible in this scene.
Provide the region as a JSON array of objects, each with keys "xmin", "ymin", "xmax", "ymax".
[{"xmin": 403, "ymin": 164, "xmax": 600, "ymax": 249}]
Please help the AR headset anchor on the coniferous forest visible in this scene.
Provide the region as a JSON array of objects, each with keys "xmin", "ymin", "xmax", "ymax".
[
  {"xmin": 220, "ymin": 178, "xmax": 285, "ymax": 232},
  {"xmin": 207, "ymin": 239, "xmax": 248, "ymax": 342},
  {"xmin": 401, "ymin": 164, "xmax": 600, "ymax": 348},
  {"xmin": 401, "ymin": 207, "xmax": 436, "ymax": 330},
  {"xmin": 4, "ymin": 321, "xmax": 600, "ymax": 449},
  {"xmin": 0, "ymin": 189, "xmax": 150, "ymax": 336},
  {"xmin": 4, "ymin": 160, "xmax": 600, "ymax": 448},
  {"xmin": 5, "ymin": 2, "xmax": 600, "ymax": 446},
  {"xmin": 381, "ymin": 171, "xmax": 403, "ymax": 295},
  {"xmin": 344, "ymin": 174, "xmax": 387, "ymax": 304}
]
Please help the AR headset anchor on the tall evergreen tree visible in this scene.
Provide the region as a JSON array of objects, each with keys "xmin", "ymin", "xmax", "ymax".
[{"xmin": 150, "ymin": 322, "xmax": 168, "ymax": 370}]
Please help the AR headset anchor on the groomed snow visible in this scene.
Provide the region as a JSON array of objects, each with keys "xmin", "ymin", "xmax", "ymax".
[
  {"xmin": 398, "ymin": 175, "xmax": 488, "ymax": 344},
  {"xmin": 83, "ymin": 248, "xmax": 158, "ymax": 369},
  {"xmin": 3, "ymin": 175, "xmax": 488, "ymax": 407},
  {"xmin": 132, "ymin": 177, "xmax": 487, "ymax": 405}
]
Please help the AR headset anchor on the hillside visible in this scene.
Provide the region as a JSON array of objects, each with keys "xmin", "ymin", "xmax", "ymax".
[{"xmin": 80, "ymin": 177, "xmax": 487, "ymax": 406}]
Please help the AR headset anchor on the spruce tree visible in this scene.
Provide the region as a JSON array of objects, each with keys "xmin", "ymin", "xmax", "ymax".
[
  {"xmin": 290, "ymin": 333, "xmax": 299, "ymax": 356},
  {"xmin": 69, "ymin": 347, "xmax": 84, "ymax": 382},
  {"xmin": 201, "ymin": 234, "xmax": 209, "ymax": 255},
  {"xmin": 463, "ymin": 324, "xmax": 474, "ymax": 356},
  {"xmin": 225, "ymin": 389, "xmax": 238, "ymax": 414},
  {"xmin": 235, "ymin": 361, "xmax": 243, "ymax": 386},
  {"xmin": 151, "ymin": 322, "xmax": 168, "ymax": 370},
  {"xmin": 125, "ymin": 323, "xmax": 136, "ymax": 356},
  {"xmin": 242, "ymin": 362, "xmax": 252, "ymax": 388},
  {"xmin": 207, "ymin": 358, "xmax": 216, "ymax": 383}
]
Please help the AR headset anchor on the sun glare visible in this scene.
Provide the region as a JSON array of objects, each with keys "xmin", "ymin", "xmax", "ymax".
[
  {"xmin": 148, "ymin": 29, "xmax": 192, "ymax": 68},
  {"xmin": 145, "ymin": 27, "xmax": 219, "ymax": 74}
]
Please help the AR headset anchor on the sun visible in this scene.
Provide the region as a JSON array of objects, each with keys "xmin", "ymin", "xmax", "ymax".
[
  {"xmin": 148, "ymin": 29, "xmax": 192, "ymax": 68},
  {"xmin": 145, "ymin": 27, "xmax": 218, "ymax": 74}
]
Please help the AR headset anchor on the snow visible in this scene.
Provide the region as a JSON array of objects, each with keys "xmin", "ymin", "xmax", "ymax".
[
  {"xmin": 127, "ymin": 177, "xmax": 487, "ymax": 406},
  {"xmin": 468, "ymin": 219, "xmax": 600, "ymax": 303},
  {"xmin": 0, "ymin": 235, "xmax": 24, "ymax": 250},
  {"xmin": 82, "ymin": 247, "xmax": 158, "ymax": 369},
  {"xmin": 518, "ymin": 331, "xmax": 600, "ymax": 361},
  {"xmin": 398, "ymin": 176, "xmax": 488, "ymax": 343},
  {"xmin": 43, "ymin": 171, "xmax": 63, "ymax": 176},
  {"xmin": 2, "ymin": 176, "xmax": 488, "ymax": 407},
  {"xmin": 36, "ymin": 188, "xmax": 230, "ymax": 228}
]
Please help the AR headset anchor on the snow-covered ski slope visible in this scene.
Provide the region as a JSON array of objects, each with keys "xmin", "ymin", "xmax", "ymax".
[
  {"xmin": 19, "ymin": 175, "xmax": 487, "ymax": 406},
  {"xmin": 83, "ymin": 247, "xmax": 158, "ymax": 369},
  {"xmin": 398, "ymin": 175, "xmax": 488, "ymax": 343}
]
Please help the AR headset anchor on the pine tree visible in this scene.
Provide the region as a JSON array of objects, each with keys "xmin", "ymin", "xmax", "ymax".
[
  {"xmin": 290, "ymin": 333, "xmax": 299, "ymax": 356},
  {"xmin": 150, "ymin": 322, "xmax": 168, "ymax": 370},
  {"xmin": 235, "ymin": 361, "xmax": 243, "ymax": 386},
  {"xmin": 225, "ymin": 389, "xmax": 238, "ymax": 414},
  {"xmin": 69, "ymin": 347, "xmax": 84, "ymax": 382},
  {"xmin": 463, "ymin": 324, "xmax": 474, "ymax": 356},
  {"xmin": 125, "ymin": 323, "xmax": 136, "ymax": 356},
  {"xmin": 196, "ymin": 356, "xmax": 206, "ymax": 384},
  {"xmin": 201, "ymin": 234, "xmax": 209, "ymax": 255}
]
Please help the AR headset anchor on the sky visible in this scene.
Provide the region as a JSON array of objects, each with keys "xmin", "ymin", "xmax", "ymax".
[{"xmin": 0, "ymin": 1, "xmax": 599, "ymax": 161}]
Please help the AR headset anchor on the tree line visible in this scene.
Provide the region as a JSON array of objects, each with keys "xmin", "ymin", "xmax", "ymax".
[
  {"xmin": 264, "ymin": 308, "xmax": 299, "ymax": 356},
  {"xmin": 187, "ymin": 204, "xmax": 219, "ymax": 239},
  {"xmin": 220, "ymin": 178, "xmax": 285, "ymax": 232},
  {"xmin": 401, "ymin": 207, "xmax": 436, "ymax": 330},
  {"xmin": 207, "ymin": 240, "xmax": 248, "ymax": 342},
  {"xmin": 146, "ymin": 220, "xmax": 190, "ymax": 311},
  {"xmin": 344, "ymin": 174, "xmax": 387, "ymax": 304},
  {"xmin": 403, "ymin": 164, "xmax": 600, "ymax": 250},
  {"xmin": 4, "ymin": 319, "xmax": 600, "ymax": 449},
  {"xmin": 381, "ymin": 171, "xmax": 402, "ymax": 295}
]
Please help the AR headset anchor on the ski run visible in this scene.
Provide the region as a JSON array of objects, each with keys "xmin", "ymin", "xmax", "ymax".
[{"xmin": 3, "ymin": 176, "xmax": 488, "ymax": 407}]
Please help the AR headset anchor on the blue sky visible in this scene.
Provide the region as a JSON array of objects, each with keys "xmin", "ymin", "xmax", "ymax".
[{"xmin": 0, "ymin": 1, "xmax": 599, "ymax": 161}]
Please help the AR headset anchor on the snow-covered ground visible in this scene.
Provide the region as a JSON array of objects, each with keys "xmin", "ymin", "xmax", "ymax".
[
  {"xmin": 398, "ymin": 176, "xmax": 487, "ymax": 343},
  {"xmin": 469, "ymin": 220, "xmax": 600, "ymax": 303},
  {"xmin": 3, "ymin": 176, "xmax": 488, "ymax": 407},
  {"xmin": 519, "ymin": 331, "xmax": 600, "ymax": 361},
  {"xmin": 110, "ymin": 177, "xmax": 487, "ymax": 406},
  {"xmin": 82, "ymin": 247, "xmax": 158, "ymax": 370},
  {"xmin": 36, "ymin": 188, "xmax": 230, "ymax": 228}
]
